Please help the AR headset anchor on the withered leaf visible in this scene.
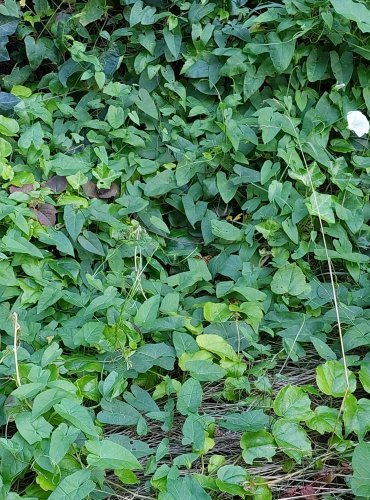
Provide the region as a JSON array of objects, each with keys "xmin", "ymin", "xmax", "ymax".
[
  {"xmin": 9, "ymin": 184, "xmax": 34, "ymax": 194},
  {"xmin": 83, "ymin": 181, "xmax": 98, "ymax": 198},
  {"xmin": 34, "ymin": 203, "xmax": 57, "ymax": 227},
  {"xmin": 43, "ymin": 175, "xmax": 67, "ymax": 193},
  {"xmin": 97, "ymin": 183, "xmax": 119, "ymax": 198},
  {"xmin": 284, "ymin": 486, "xmax": 317, "ymax": 500}
]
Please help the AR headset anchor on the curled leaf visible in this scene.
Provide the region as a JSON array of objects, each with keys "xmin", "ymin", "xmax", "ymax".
[
  {"xmin": 43, "ymin": 175, "xmax": 68, "ymax": 193},
  {"xmin": 34, "ymin": 203, "xmax": 57, "ymax": 227}
]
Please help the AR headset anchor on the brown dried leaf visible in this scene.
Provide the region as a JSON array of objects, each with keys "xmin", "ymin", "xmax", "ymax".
[
  {"xmin": 340, "ymin": 461, "xmax": 352, "ymax": 473},
  {"xmin": 284, "ymin": 486, "xmax": 317, "ymax": 499},
  {"xmin": 34, "ymin": 203, "xmax": 57, "ymax": 227},
  {"xmin": 97, "ymin": 183, "xmax": 119, "ymax": 199},
  {"xmin": 300, "ymin": 486, "xmax": 318, "ymax": 499},
  {"xmin": 315, "ymin": 469, "xmax": 336, "ymax": 484},
  {"xmin": 9, "ymin": 184, "xmax": 34, "ymax": 194},
  {"xmin": 43, "ymin": 175, "xmax": 67, "ymax": 193}
]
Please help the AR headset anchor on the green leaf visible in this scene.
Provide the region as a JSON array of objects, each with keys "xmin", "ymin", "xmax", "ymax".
[
  {"xmin": 79, "ymin": 321, "xmax": 105, "ymax": 346},
  {"xmin": 14, "ymin": 412, "xmax": 53, "ymax": 445},
  {"xmin": 306, "ymin": 406, "xmax": 341, "ymax": 436},
  {"xmin": 63, "ymin": 204, "xmax": 85, "ymax": 241},
  {"xmin": 38, "ymin": 228, "xmax": 74, "ymax": 256},
  {"xmin": 0, "ymin": 0, "xmax": 20, "ymax": 17},
  {"xmin": 273, "ymin": 385, "xmax": 312, "ymax": 421},
  {"xmin": 243, "ymin": 64, "xmax": 265, "ymax": 100},
  {"xmin": 84, "ymin": 286, "xmax": 117, "ymax": 316},
  {"xmin": 272, "ymin": 419, "xmax": 312, "ymax": 464},
  {"xmin": 24, "ymin": 35, "xmax": 45, "ymax": 71},
  {"xmin": 36, "ymin": 284, "xmax": 63, "ymax": 313},
  {"xmin": 107, "ymin": 104, "xmax": 125, "ymax": 129},
  {"xmin": 79, "ymin": 0, "xmax": 106, "ymax": 26},
  {"xmin": 3, "ymin": 229, "xmax": 43, "ymax": 258},
  {"xmin": 98, "ymin": 398, "xmax": 141, "ymax": 426},
  {"xmin": 135, "ymin": 88, "xmax": 158, "ymax": 120},
  {"xmin": 115, "ymin": 468, "xmax": 139, "ymax": 485},
  {"xmin": 268, "ymin": 32, "xmax": 295, "ymax": 72},
  {"xmin": 359, "ymin": 362, "xmax": 370, "ymax": 393},
  {"xmin": 306, "ymin": 47, "xmax": 329, "ymax": 82},
  {"xmin": 188, "ymin": 2, "xmax": 216, "ymax": 22},
  {"xmin": 0, "ymin": 90, "xmax": 20, "ymax": 110},
  {"xmin": 130, "ymin": 343, "xmax": 176, "ymax": 373},
  {"xmin": 32, "ymin": 388, "xmax": 77, "ymax": 419},
  {"xmin": 217, "ymin": 464, "xmax": 248, "ymax": 484},
  {"xmin": 343, "ymin": 323, "xmax": 370, "ymax": 351},
  {"xmin": 149, "ymin": 215, "xmax": 170, "ymax": 234},
  {"xmin": 78, "ymin": 230, "xmax": 105, "ymax": 256},
  {"xmin": 240, "ymin": 430, "xmax": 276, "ymax": 465},
  {"xmin": 316, "ymin": 360, "xmax": 356, "ymax": 397},
  {"xmin": 203, "ymin": 302, "xmax": 231, "ymax": 322},
  {"xmin": 176, "ymin": 378, "xmax": 203, "ymax": 416},
  {"xmin": 271, "ymin": 264, "xmax": 308, "ymax": 296},
  {"xmin": 183, "ymin": 195, "xmax": 207, "ymax": 227},
  {"xmin": 162, "ymin": 476, "xmax": 212, "ymax": 500},
  {"xmin": 134, "ymin": 295, "xmax": 160, "ymax": 325},
  {"xmin": 216, "ymin": 172, "xmax": 238, "ymax": 204},
  {"xmin": 257, "ymin": 108, "xmax": 282, "ymax": 144},
  {"xmin": 281, "ymin": 218, "xmax": 299, "ymax": 244},
  {"xmin": 0, "ymin": 260, "xmax": 17, "ymax": 285},
  {"xmin": 330, "ymin": 0, "xmax": 370, "ymax": 33},
  {"xmin": 86, "ymin": 439, "xmax": 142, "ymax": 470},
  {"xmin": 343, "ymin": 394, "xmax": 370, "ymax": 439},
  {"xmin": 54, "ymin": 398, "xmax": 99, "ymax": 438},
  {"xmin": 49, "ymin": 153, "xmax": 92, "ymax": 176},
  {"xmin": 306, "ymin": 192, "xmax": 335, "ymax": 224},
  {"xmin": 11, "ymin": 382, "xmax": 45, "ymax": 400},
  {"xmin": 163, "ymin": 26, "xmax": 182, "ymax": 59},
  {"xmin": 186, "ymin": 360, "xmax": 226, "ymax": 382},
  {"xmin": 49, "ymin": 423, "xmax": 80, "ymax": 465},
  {"xmin": 351, "ymin": 441, "xmax": 370, "ymax": 497},
  {"xmin": 48, "ymin": 470, "xmax": 96, "ymax": 500},
  {"xmin": 219, "ymin": 410, "xmax": 269, "ymax": 432},
  {"xmin": 0, "ymin": 137, "xmax": 12, "ymax": 157},
  {"xmin": 310, "ymin": 337, "xmax": 337, "ymax": 361},
  {"xmin": 0, "ymin": 115, "xmax": 19, "ymax": 136},
  {"xmin": 211, "ymin": 220, "xmax": 243, "ymax": 241}
]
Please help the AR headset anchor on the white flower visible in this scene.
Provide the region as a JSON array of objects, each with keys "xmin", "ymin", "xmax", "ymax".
[{"xmin": 347, "ymin": 110, "xmax": 370, "ymax": 137}]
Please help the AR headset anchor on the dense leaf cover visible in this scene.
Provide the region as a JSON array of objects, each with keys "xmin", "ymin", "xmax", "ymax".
[{"xmin": 0, "ymin": 0, "xmax": 370, "ymax": 498}]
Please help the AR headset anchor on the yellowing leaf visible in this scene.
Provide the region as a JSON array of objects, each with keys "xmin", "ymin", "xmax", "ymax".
[
  {"xmin": 203, "ymin": 302, "xmax": 231, "ymax": 322},
  {"xmin": 196, "ymin": 334, "xmax": 239, "ymax": 361}
]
